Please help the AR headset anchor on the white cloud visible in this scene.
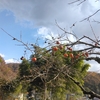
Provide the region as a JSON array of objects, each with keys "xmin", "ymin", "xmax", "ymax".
[
  {"xmin": 87, "ymin": 60, "xmax": 100, "ymax": 72},
  {"xmin": 0, "ymin": 53, "xmax": 5, "ymax": 58},
  {"xmin": 38, "ymin": 27, "xmax": 50, "ymax": 36},
  {"xmin": 5, "ymin": 59, "xmax": 20, "ymax": 63},
  {"xmin": 0, "ymin": 1, "xmax": 91, "ymax": 26},
  {"xmin": 89, "ymin": 0, "xmax": 100, "ymax": 9},
  {"xmin": 37, "ymin": 27, "xmax": 58, "ymax": 40}
]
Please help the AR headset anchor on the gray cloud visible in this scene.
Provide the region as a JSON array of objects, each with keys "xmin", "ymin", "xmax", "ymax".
[
  {"xmin": 0, "ymin": 0, "xmax": 100, "ymax": 38},
  {"xmin": 0, "ymin": 0, "xmax": 84, "ymax": 26}
]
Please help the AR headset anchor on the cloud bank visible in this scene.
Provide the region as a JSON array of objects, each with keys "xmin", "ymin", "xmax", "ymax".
[
  {"xmin": 0, "ymin": 0, "xmax": 100, "ymax": 34},
  {"xmin": 0, "ymin": 0, "xmax": 100, "ymax": 71},
  {"xmin": 5, "ymin": 58, "xmax": 20, "ymax": 63}
]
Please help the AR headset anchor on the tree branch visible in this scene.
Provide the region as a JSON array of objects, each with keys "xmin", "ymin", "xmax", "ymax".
[
  {"xmin": 86, "ymin": 57, "xmax": 100, "ymax": 64},
  {"xmin": 1, "ymin": 28, "xmax": 33, "ymax": 53},
  {"xmin": 66, "ymin": 73, "xmax": 100, "ymax": 99},
  {"xmin": 80, "ymin": 9, "xmax": 100, "ymax": 22},
  {"xmin": 68, "ymin": 0, "xmax": 86, "ymax": 5}
]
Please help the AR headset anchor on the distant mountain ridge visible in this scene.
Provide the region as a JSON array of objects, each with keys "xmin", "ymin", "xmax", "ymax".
[
  {"xmin": 0, "ymin": 56, "xmax": 18, "ymax": 81},
  {"xmin": 7, "ymin": 63, "xmax": 19, "ymax": 73},
  {"xmin": 84, "ymin": 72, "xmax": 100, "ymax": 94}
]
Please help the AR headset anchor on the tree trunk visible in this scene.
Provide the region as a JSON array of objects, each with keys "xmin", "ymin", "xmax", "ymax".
[{"xmin": 44, "ymin": 83, "xmax": 48, "ymax": 100}]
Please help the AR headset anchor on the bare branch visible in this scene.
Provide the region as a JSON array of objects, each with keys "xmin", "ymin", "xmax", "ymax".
[
  {"xmin": 66, "ymin": 73, "xmax": 100, "ymax": 99},
  {"xmin": 88, "ymin": 20, "xmax": 98, "ymax": 42},
  {"xmin": 80, "ymin": 9, "xmax": 100, "ymax": 22},
  {"xmin": 77, "ymin": 0, "xmax": 86, "ymax": 6},
  {"xmin": 86, "ymin": 57, "xmax": 100, "ymax": 64},
  {"xmin": 68, "ymin": 0, "xmax": 86, "ymax": 5},
  {"xmin": 93, "ymin": 19, "xmax": 100, "ymax": 24},
  {"xmin": 55, "ymin": 20, "xmax": 78, "ymax": 39},
  {"xmin": 1, "ymin": 28, "xmax": 33, "ymax": 53},
  {"xmin": 68, "ymin": 0, "xmax": 82, "ymax": 5}
]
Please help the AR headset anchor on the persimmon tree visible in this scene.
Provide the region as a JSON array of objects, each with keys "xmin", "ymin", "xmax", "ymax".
[
  {"xmin": 18, "ymin": 45, "xmax": 90, "ymax": 100},
  {"xmin": 1, "ymin": 22, "xmax": 100, "ymax": 100},
  {"xmin": 0, "ymin": 24, "xmax": 98, "ymax": 100},
  {"xmin": 1, "ymin": 1, "xmax": 100, "ymax": 97},
  {"xmin": 0, "ymin": 1, "xmax": 100, "ymax": 100}
]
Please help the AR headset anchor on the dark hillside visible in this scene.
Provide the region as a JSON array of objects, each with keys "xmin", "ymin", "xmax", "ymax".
[
  {"xmin": 0, "ymin": 56, "xmax": 18, "ymax": 81},
  {"xmin": 7, "ymin": 63, "xmax": 19, "ymax": 73},
  {"xmin": 84, "ymin": 72, "xmax": 100, "ymax": 94}
]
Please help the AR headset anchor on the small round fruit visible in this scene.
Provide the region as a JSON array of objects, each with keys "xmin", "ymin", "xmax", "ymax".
[
  {"xmin": 59, "ymin": 45, "xmax": 63, "ymax": 49},
  {"xmin": 75, "ymin": 55, "xmax": 79, "ymax": 59},
  {"xmin": 53, "ymin": 47, "xmax": 58, "ymax": 51},
  {"xmin": 76, "ymin": 54, "xmax": 80, "ymax": 58},
  {"xmin": 56, "ymin": 41, "xmax": 60, "ymax": 44},
  {"xmin": 69, "ymin": 53, "xmax": 74, "ymax": 58},
  {"xmin": 64, "ymin": 53, "xmax": 68, "ymax": 57},
  {"xmin": 32, "ymin": 57, "xmax": 37, "ymax": 62}
]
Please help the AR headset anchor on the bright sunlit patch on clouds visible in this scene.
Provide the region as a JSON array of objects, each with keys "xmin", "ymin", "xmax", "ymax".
[
  {"xmin": 89, "ymin": 0, "xmax": 100, "ymax": 9},
  {"xmin": 0, "ymin": 53, "xmax": 20, "ymax": 63},
  {"xmin": 87, "ymin": 60, "xmax": 100, "ymax": 72},
  {"xmin": 5, "ymin": 59, "xmax": 20, "ymax": 63},
  {"xmin": 37, "ymin": 27, "xmax": 58, "ymax": 40}
]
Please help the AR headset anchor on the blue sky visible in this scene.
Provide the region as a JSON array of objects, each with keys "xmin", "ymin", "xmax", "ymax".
[
  {"xmin": 0, "ymin": 10, "xmax": 37, "ymax": 62},
  {"xmin": 0, "ymin": 0, "xmax": 100, "ymax": 71}
]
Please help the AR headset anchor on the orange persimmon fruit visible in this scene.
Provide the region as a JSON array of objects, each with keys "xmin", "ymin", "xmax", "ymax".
[
  {"xmin": 69, "ymin": 53, "xmax": 74, "ymax": 58},
  {"xmin": 53, "ymin": 47, "xmax": 58, "ymax": 51},
  {"xmin": 64, "ymin": 53, "xmax": 68, "ymax": 57},
  {"xmin": 32, "ymin": 57, "xmax": 37, "ymax": 62}
]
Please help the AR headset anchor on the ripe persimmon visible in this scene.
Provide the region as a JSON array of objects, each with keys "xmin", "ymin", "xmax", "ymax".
[
  {"xmin": 59, "ymin": 45, "xmax": 63, "ymax": 49},
  {"xmin": 53, "ymin": 47, "xmax": 58, "ymax": 51},
  {"xmin": 75, "ymin": 55, "xmax": 79, "ymax": 59},
  {"xmin": 64, "ymin": 53, "xmax": 68, "ymax": 57},
  {"xmin": 32, "ymin": 57, "xmax": 37, "ymax": 62},
  {"xmin": 69, "ymin": 53, "xmax": 74, "ymax": 58}
]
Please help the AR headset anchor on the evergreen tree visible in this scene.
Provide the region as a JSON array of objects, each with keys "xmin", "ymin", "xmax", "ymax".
[{"xmin": 18, "ymin": 45, "xmax": 90, "ymax": 100}]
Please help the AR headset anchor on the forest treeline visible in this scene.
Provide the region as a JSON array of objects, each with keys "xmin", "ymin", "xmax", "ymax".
[{"xmin": 0, "ymin": 55, "xmax": 100, "ymax": 95}]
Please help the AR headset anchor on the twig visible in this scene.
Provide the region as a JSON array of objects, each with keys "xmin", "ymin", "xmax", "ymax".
[
  {"xmin": 68, "ymin": 0, "xmax": 86, "ymax": 5},
  {"xmin": 93, "ymin": 19, "xmax": 100, "ymax": 24},
  {"xmin": 86, "ymin": 57, "xmax": 100, "ymax": 64},
  {"xmin": 80, "ymin": 9, "xmax": 100, "ymax": 22},
  {"xmin": 1, "ymin": 28, "xmax": 33, "ymax": 53},
  {"xmin": 68, "ymin": 0, "xmax": 81, "ymax": 5},
  {"xmin": 55, "ymin": 20, "xmax": 77, "ymax": 39},
  {"xmin": 88, "ymin": 20, "xmax": 98, "ymax": 42},
  {"xmin": 77, "ymin": 0, "xmax": 86, "ymax": 6}
]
